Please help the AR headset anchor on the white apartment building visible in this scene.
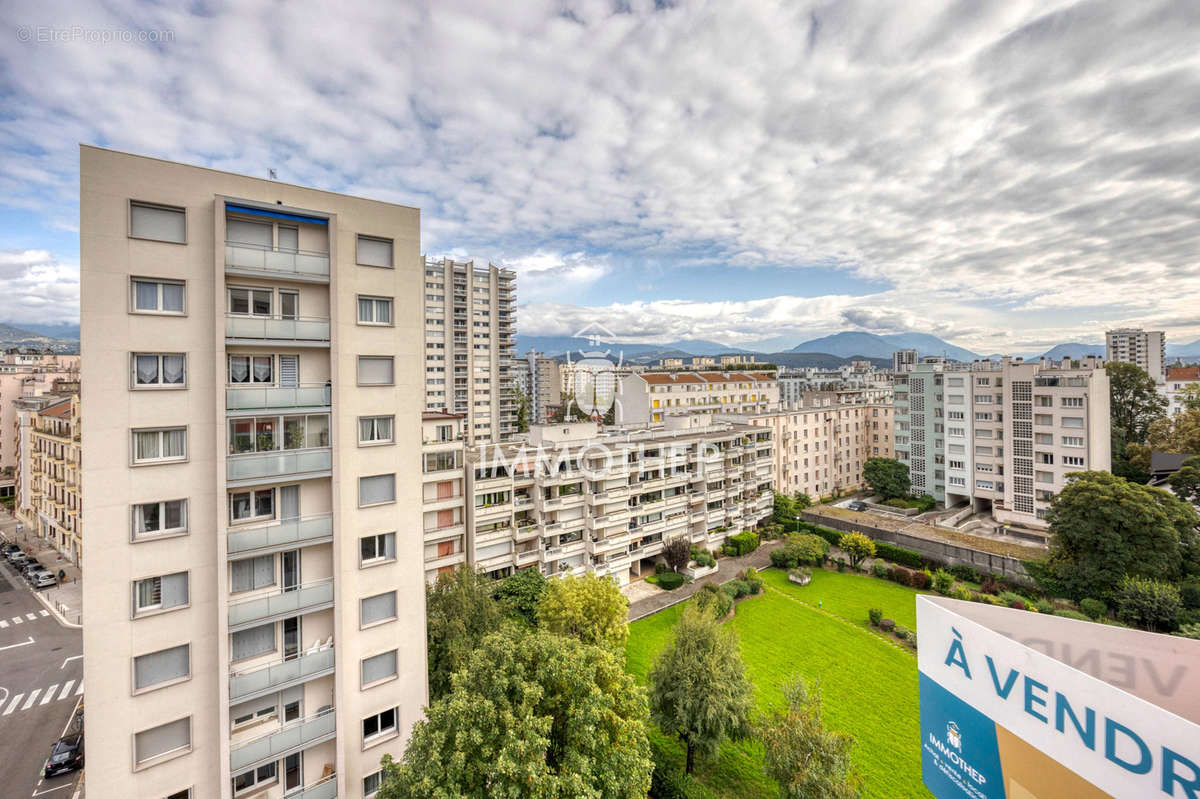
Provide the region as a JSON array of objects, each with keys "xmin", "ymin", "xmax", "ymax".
[
  {"xmin": 420, "ymin": 412, "xmax": 468, "ymax": 583},
  {"xmin": 526, "ymin": 351, "xmax": 562, "ymax": 424},
  {"xmin": 893, "ymin": 349, "xmax": 917, "ymax": 373},
  {"xmin": 14, "ymin": 392, "xmax": 82, "ymax": 564},
  {"xmin": 0, "ymin": 351, "xmax": 80, "ymax": 472},
  {"xmin": 615, "ymin": 371, "xmax": 778, "ymax": 425},
  {"xmin": 447, "ymin": 418, "xmax": 774, "ymax": 585},
  {"xmin": 1161, "ymin": 367, "xmax": 1199, "ymax": 415},
  {"xmin": 1106, "ymin": 328, "xmax": 1165, "ymax": 382},
  {"xmin": 422, "ymin": 257, "xmax": 516, "ymax": 443},
  {"xmin": 80, "ymin": 146, "xmax": 427, "ymax": 799}
]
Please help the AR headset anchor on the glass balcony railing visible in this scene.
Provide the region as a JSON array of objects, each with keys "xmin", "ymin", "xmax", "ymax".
[
  {"xmin": 225, "ymin": 242, "xmax": 330, "ymax": 280},
  {"xmin": 228, "ymin": 513, "xmax": 334, "ymax": 556},
  {"xmin": 227, "ymin": 447, "xmax": 332, "ymax": 482},
  {"xmin": 228, "ymin": 578, "xmax": 334, "ymax": 629},
  {"xmin": 226, "ymin": 384, "xmax": 331, "ymax": 412},
  {"xmin": 229, "ymin": 645, "xmax": 335, "ymax": 702},
  {"xmin": 230, "ymin": 706, "xmax": 336, "ymax": 773},
  {"xmin": 292, "ymin": 776, "xmax": 338, "ymax": 799},
  {"xmin": 225, "ymin": 314, "xmax": 330, "ymax": 344}
]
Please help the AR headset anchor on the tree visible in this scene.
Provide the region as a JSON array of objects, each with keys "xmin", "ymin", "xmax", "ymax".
[
  {"xmin": 1106, "ymin": 361, "xmax": 1167, "ymax": 443},
  {"xmin": 494, "ymin": 566, "xmax": 547, "ymax": 626},
  {"xmin": 1111, "ymin": 430, "xmax": 1150, "ymax": 484},
  {"xmin": 513, "ymin": 385, "xmax": 531, "ymax": 433},
  {"xmin": 379, "ymin": 629, "xmax": 653, "ymax": 799},
  {"xmin": 650, "ymin": 604, "xmax": 754, "ymax": 774},
  {"xmin": 662, "ymin": 536, "xmax": 691, "ymax": 572},
  {"xmin": 1127, "ymin": 408, "xmax": 1200, "ymax": 472},
  {"xmin": 425, "ymin": 565, "xmax": 502, "ymax": 700},
  {"xmin": 1046, "ymin": 471, "xmax": 1200, "ymax": 599},
  {"xmin": 1114, "ymin": 576, "xmax": 1182, "ymax": 632},
  {"xmin": 538, "ymin": 572, "xmax": 629, "ymax": 652},
  {"xmin": 1169, "ymin": 456, "xmax": 1200, "ymax": 505},
  {"xmin": 793, "ymin": 492, "xmax": 813, "ymax": 511},
  {"xmin": 774, "ymin": 492, "xmax": 798, "ymax": 525},
  {"xmin": 759, "ymin": 677, "xmax": 864, "ymax": 799},
  {"xmin": 838, "ymin": 531, "xmax": 876, "ymax": 570},
  {"xmin": 862, "ymin": 458, "xmax": 910, "ymax": 500},
  {"xmin": 1183, "ymin": 383, "xmax": 1200, "ymax": 412}
]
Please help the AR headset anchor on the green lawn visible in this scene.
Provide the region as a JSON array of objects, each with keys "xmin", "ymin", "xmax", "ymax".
[
  {"xmin": 763, "ymin": 567, "xmax": 924, "ymax": 631},
  {"xmin": 626, "ymin": 572, "xmax": 932, "ymax": 799}
]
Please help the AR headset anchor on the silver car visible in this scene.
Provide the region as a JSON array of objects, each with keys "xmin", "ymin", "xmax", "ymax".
[{"xmin": 32, "ymin": 571, "xmax": 56, "ymax": 589}]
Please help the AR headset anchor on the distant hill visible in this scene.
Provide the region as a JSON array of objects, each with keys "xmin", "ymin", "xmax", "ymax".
[
  {"xmin": 1168, "ymin": 338, "xmax": 1200, "ymax": 360},
  {"xmin": 792, "ymin": 331, "xmax": 979, "ymax": 362},
  {"xmin": 768, "ymin": 352, "xmax": 892, "ymax": 369},
  {"xmin": 0, "ymin": 322, "xmax": 78, "ymax": 353},
  {"xmin": 516, "ymin": 335, "xmax": 758, "ymax": 360},
  {"xmin": 9, "ymin": 322, "xmax": 80, "ymax": 339},
  {"xmin": 1040, "ymin": 342, "xmax": 1105, "ymax": 360}
]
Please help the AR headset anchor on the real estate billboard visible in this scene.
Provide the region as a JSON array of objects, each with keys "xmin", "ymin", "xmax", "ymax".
[{"xmin": 917, "ymin": 596, "xmax": 1200, "ymax": 799}]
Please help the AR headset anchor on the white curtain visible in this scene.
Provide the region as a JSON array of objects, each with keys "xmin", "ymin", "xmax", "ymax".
[
  {"xmin": 134, "ymin": 280, "xmax": 159, "ymax": 311},
  {"xmin": 162, "ymin": 429, "xmax": 186, "ymax": 459},
  {"xmin": 375, "ymin": 299, "xmax": 391, "ymax": 324},
  {"xmin": 229, "ymin": 356, "xmax": 249, "ymax": 383},
  {"xmin": 162, "ymin": 355, "xmax": 185, "ymax": 384},
  {"xmin": 161, "ymin": 282, "xmax": 184, "ymax": 312},
  {"xmin": 135, "ymin": 355, "xmax": 159, "ymax": 385},
  {"xmin": 252, "ymin": 357, "xmax": 272, "ymax": 383},
  {"xmin": 135, "ymin": 431, "xmax": 159, "ymax": 461},
  {"xmin": 358, "ymin": 297, "xmax": 373, "ymax": 322}
]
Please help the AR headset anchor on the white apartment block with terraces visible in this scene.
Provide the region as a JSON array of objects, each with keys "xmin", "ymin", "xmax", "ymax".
[{"xmin": 615, "ymin": 371, "xmax": 778, "ymax": 425}]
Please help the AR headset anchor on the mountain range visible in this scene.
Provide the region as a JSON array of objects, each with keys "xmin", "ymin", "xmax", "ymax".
[{"xmin": 0, "ymin": 322, "xmax": 79, "ymax": 353}]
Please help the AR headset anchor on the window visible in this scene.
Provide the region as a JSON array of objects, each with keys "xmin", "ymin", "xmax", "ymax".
[
  {"xmin": 357, "ymin": 235, "xmax": 394, "ymax": 267},
  {"xmin": 1035, "ymin": 414, "xmax": 1053, "ymax": 425},
  {"xmin": 165, "ymin": 791, "xmax": 193, "ymax": 799},
  {"xmin": 359, "ymin": 415, "xmax": 394, "ymax": 445},
  {"xmin": 1061, "ymin": 416, "xmax": 1084, "ymax": 428},
  {"xmin": 230, "ymin": 555, "xmax": 275, "ymax": 593},
  {"xmin": 358, "ymin": 296, "xmax": 393, "ymax": 325},
  {"xmin": 130, "ymin": 202, "xmax": 186, "ymax": 243},
  {"xmin": 1034, "ymin": 433, "xmax": 1053, "ymax": 445},
  {"xmin": 230, "ymin": 488, "xmax": 275, "ymax": 523},
  {"xmin": 359, "ymin": 474, "xmax": 396, "ymax": 507},
  {"xmin": 132, "ymin": 499, "xmax": 188, "ymax": 540},
  {"xmin": 228, "ymin": 355, "xmax": 273, "ymax": 384},
  {"xmin": 231, "ymin": 623, "xmax": 275, "ymax": 661},
  {"xmin": 975, "ymin": 480, "xmax": 994, "ymax": 490},
  {"xmin": 1063, "ymin": 455, "xmax": 1085, "ymax": 467},
  {"xmin": 361, "ymin": 591, "xmax": 397, "ymax": 626},
  {"xmin": 364, "ymin": 772, "xmax": 383, "ymax": 798},
  {"xmin": 1062, "ymin": 436, "xmax": 1084, "ymax": 448},
  {"xmin": 233, "ymin": 763, "xmax": 278, "ymax": 794},
  {"xmin": 134, "ymin": 717, "xmax": 191, "ymax": 767},
  {"xmin": 228, "ymin": 414, "xmax": 329, "ymax": 454},
  {"xmin": 134, "ymin": 644, "xmax": 190, "ymax": 692},
  {"xmin": 132, "ymin": 427, "xmax": 187, "ymax": 464},
  {"xmin": 362, "ymin": 650, "xmax": 398, "ymax": 687},
  {"xmin": 133, "ymin": 572, "xmax": 188, "ymax": 616},
  {"xmin": 1061, "ymin": 397, "xmax": 1084, "ymax": 407},
  {"xmin": 228, "ymin": 286, "xmax": 273, "ymax": 316},
  {"xmin": 132, "ymin": 353, "xmax": 186, "ymax": 387},
  {"xmin": 362, "ymin": 707, "xmax": 398, "ymax": 744},
  {"xmin": 360, "ymin": 533, "xmax": 396, "ymax": 566},
  {"xmin": 132, "ymin": 278, "xmax": 185, "ymax": 314},
  {"xmin": 358, "ymin": 356, "xmax": 395, "ymax": 386}
]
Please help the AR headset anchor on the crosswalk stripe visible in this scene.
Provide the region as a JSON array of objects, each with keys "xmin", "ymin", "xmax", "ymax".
[
  {"xmin": 38, "ymin": 609, "xmax": 48, "ymax": 617},
  {"xmin": 24, "ymin": 613, "xmax": 35, "ymax": 621},
  {"xmin": 40, "ymin": 685, "xmax": 58, "ymax": 705},
  {"xmin": 20, "ymin": 689, "xmax": 40, "ymax": 710},
  {"xmin": 12, "ymin": 616, "xmax": 21, "ymax": 624},
  {"xmin": 57, "ymin": 681, "xmax": 74, "ymax": 700},
  {"xmin": 0, "ymin": 619, "xmax": 7, "ymax": 628},
  {"xmin": 74, "ymin": 682, "xmax": 83, "ymax": 696},
  {"xmin": 2, "ymin": 694, "xmax": 22, "ymax": 715}
]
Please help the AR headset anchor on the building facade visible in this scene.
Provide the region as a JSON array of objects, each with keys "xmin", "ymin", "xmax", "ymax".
[
  {"xmin": 422, "ymin": 257, "xmax": 516, "ymax": 444},
  {"xmin": 893, "ymin": 349, "xmax": 917, "ymax": 372},
  {"xmin": 1106, "ymin": 328, "xmax": 1165, "ymax": 382},
  {"xmin": 615, "ymin": 371, "xmax": 778, "ymax": 425},
  {"xmin": 14, "ymin": 392, "xmax": 82, "ymax": 564},
  {"xmin": 0, "ymin": 352, "xmax": 80, "ymax": 473},
  {"xmin": 80, "ymin": 146, "xmax": 427, "ymax": 799},
  {"xmin": 1161, "ymin": 366, "xmax": 1199, "ymax": 415},
  {"xmin": 527, "ymin": 351, "xmax": 562, "ymax": 424},
  {"xmin": 420, "ymin": 411, "xmax": 468, "ymax": 583}
]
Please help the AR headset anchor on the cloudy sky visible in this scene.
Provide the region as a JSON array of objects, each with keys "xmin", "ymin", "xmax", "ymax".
[{"xmin": 2, "ymin": 0, "xmax": 1199, "ymax": 353}]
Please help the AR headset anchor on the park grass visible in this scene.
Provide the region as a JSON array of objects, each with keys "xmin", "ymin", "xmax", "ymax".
[
  {"xmin": 762, "ymin": 567, "xmax": 924, "ymax": 631},
  {"xmin": 625, "ymin": 578, "xmax": 932, "ymax": 799}
]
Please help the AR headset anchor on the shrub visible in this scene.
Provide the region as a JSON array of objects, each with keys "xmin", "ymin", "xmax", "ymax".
[
  {"xmin": 1181, "ymin": 580, "xmax": 1200, "ymax": 611},
  {"xmin": 932, "ymin": 569, "xmax": 954, "ymax": 595},
  {"xmin": 835, "ymin": 558, "xmax": 847, "ymax": 572},
  {"xmin": 1034, "ymin": 599, "xmax": 1056, "ymax": 615},
  {"xmin": 657, "ymin": 572, "xmax": 686, "ymax": 591},
  {"xmin": 742, "ymin": 567, "xmax": 763, "ymax": 594},
  {"xmin": 838, "ymin": 531, "xmax": 876, "ymax": 569},
  {"xmin": 728, "ymin": 531, "xmax": 760, "ymax": 557},
  {"xmin": 980, "ymin": 576, "xmax": 1004, "ymax": 595},
  {"xmin": 723, "ymin": 579, "xmax": 751, "ymax": 599},
  {"xmin": 910, "ymin": 570, "xmax": 932, "ymax": 590},
  {"xmin": 1054, "ymin": 609, "xmax": 1091, "ymax": 622},
  {"xmin": 916, "ymin": 494, "xmax": 937, "ymax": 512},
  {"xmin": 1080, "ymin": 598, "xmax": 1107, "ymax": 620},
  {"xmin": 882, "ymin": 497, "xmax": 910, "ymax": 509},
  {"xmin": 878, "ymin": 619, "xmax": 895, "ymax": 633},
  {"xmin": 999, "ymin": 591, "xmax": 1027, "ymax": 609},
  {"xmin": 689, "ymin": 546, "xmax": 716, "ymax": 569},
  {"xmin": 1114, "ymin": 576, "xmax": 1182, "ymax": 632},
  {"xmin": 875, "ymin": 541, "xmax": 924, "ymax": 569},
  {"xmin": 948, "ymin": 564, "xmax": 981, "ymax": 583},
  {"xmin": 871, "ymin": 560, "xmax": 888, "ymax": 579},
  {"xmin": 1010, "ymin": 601, "xmax": 1026, "ymax": 610},
  {"xmin": 694, "ymin": 582, "xmax": 733, "ymax": 619},
  {"xmin": 868, "ymin": 608, "xmax": 883, "ymax": 626},
  {"xmin": 770, "ymin": 548, "xmax": 794, "ymax": 569},
  {"xmin": 894, "ymin": 625, "xmax": 910, "ymax": 639},
  {"xmin": 887, "ymin": 566, "xmax": 912, "ymax": 586},
  {"xmin": 950, "ymin": 584, "xmax": 972, "ymax": 601},
  {"xmin": 654, "ymin": 562, "xmax": 668, "ymax": 575},
  {"xmin": 1175, "ymin": 623, "xmax": 1200, "ymax": 640}
]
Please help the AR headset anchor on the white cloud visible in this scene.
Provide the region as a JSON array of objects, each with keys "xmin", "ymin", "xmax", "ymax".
[{"xmin": 0, "ymin": 250, "xmax": 79, "ymax": 324}]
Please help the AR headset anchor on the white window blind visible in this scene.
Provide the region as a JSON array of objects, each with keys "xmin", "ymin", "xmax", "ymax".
[
  {"xmin": 131, "ymin": 202, "xmax": 186, "ymax": 243},
  {"xmin": 161, "ymin": 572, "xmax": 188, "ymax": 608},
  {"xmin": 476, "ymin": 541, "xmax": 512, "ymax": 560},
  {"xmin": 357, "ymin": 235, "xmax": 393, "ymax": 267},
  {"xmin": 231, "ymin": 623, "xmax": 276, "ymax": 660},
  {"xmin": 359, "ymin": 474, "xmax": 395, "ymax": 506},
  {"xmin": 134, "ymin": 717, "xmax": 191, "ymax": 764},
  {"xmin": 361, "ymin": 650, "xmax": 397, "ymax": 685},
  {"xmin": 358, "ymin": 356, "xmax": 394, "ymax": 385},
  {"xmin": 226, "ymin": 218, "xmax": 272, "ymax": 247},
  {"xmin": 134, "ymin": 644, "xmax": 190, "ymax": 690},
  {"xmin": 231, "ymin": 555, "xmax": 275, "ymax": 593},
  {"xmin": 361, "ymin": 591, "xmax": 396, "ymax": 625},
  {"xmin": 277, "ymin": 226, "xmax": 298, "ymax": 252}
]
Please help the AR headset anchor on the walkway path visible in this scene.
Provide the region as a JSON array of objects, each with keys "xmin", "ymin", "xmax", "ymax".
[{"xmin": 626, "ymin": 540, "xmax": 783, "ymax": 621}]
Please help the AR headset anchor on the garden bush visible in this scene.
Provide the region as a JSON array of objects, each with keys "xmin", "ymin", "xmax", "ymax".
[
  {"xmin": 1054, "ymin": 609, "xmax": 1091, "ymax": 622},
  {"xmin": 950, "ymin": 585, "xmax": 972, "ymax": 602},
  {"xmin": 1080, "ymin": 598, "xmax": 1107, "ymax": 620},
  {"xmin": 871, "ymin": 560, "xmax": 888, "ymax": 579},
  {"xmin": 722, "ymin": 579, "xmax": 749, "ymax": 599},
  {"xmin": 741, "ymin": 567, "xmax": 763, "ymax": 594},
  {"xmin": 1181, "ymin": 580, "xmax": 1200, "ymax": 610},
  {"xmin": 883, "ymin": 497, "xmax": 910, "ymax": 509},
  {"xmin": 654, "ymin": 562, "xmax": 668, "ymax": 575},
  {"xmin": 835, "ymin": 558, "xmax": 847, "ymax": 572},
  {"xmin": 915, "ymin": 494, "xmax": 937, "ymax": 512},
  {"xmin": 910, "ymin": 570, "xmax": 932, "ymax": 590},
  {"xmin": 980, "ymin": 576, "xmax": 1005, "ymax": 595},
  {"xmin": 999, "ymin": 591, "xmax": 1027, "ymax": 609},
  {"xmin": 875, "ymin": 541, "xmax": 924, "ymax": 569},
  {"xmin": 657, "ymin": 572, "xmax": 686, "ymax": 591},
  {"xmin": 878, "ymin": 618, "xmax": 895, "ymax": 632},
  {"xmin": 1175, "ymin": 623, "xmax": 1200, "ymax": 640},
  {"xmin": 948, "ymin": 564, "xmax": 982, "ymax": 583},
  {"xmin": 1034, "ymin": 599, "xmax": 1056, "ymax": 615},
  {"xmin": 894, "ymin": 625, "xmax": 910, "ymax": 639},
  {"xmin": 727, "ymin": 531, "xmax": 760, "ymax": 557},
  {"xmin": 868, "ymin": 608, "xmax": 883, "ymax": 626},
  {"xmin": 1114, "ymin": 576, "xmax": 1182, "ymax": 632},
  {"xmin": 693, "ymin": 582, "xmax": 733, "ymax": 619},
  {"xmin": 932, "ymin": 569, "xmax": 954, "ymax": 595},
  {"xmin": 689, "ymin": 546, "xmax": 716, "ymax": 569},
  {"xmin": 887, "ymin": 566, "xmax": 912, "ymax": 586}
]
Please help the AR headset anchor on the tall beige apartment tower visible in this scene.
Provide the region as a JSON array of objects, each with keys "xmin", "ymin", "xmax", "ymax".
[
  {"xmin": 421, "ymin": 257, "xmax": 516, "ymax": 444},
  {"xmin": 80, "ymin": 146, "xmax": 428, "ymax": 799},
  {"xmin": 1105, "ymin": 327, "xmax": 1165, "ymax": 383}
]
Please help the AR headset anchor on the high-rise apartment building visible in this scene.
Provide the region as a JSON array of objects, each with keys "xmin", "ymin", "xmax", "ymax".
[
  {"xmin": 892, "ymin": 349, "xmax": 918, "ymax": 373},
  {"xmin": 422, "ymin": 257, "xmax": 516, "ymax": 443},
  {"xmin": 80, "ymin": 146, "xmax": 427, "ymax": 799},
  {"xmin": 420, "ymin": 411, "xmax": 468, "ymax": 582},
  {"xmin": 893, "ymin": 360, "xmax": 947, "ymax": 502},
  {"xmin": 1106, "ymin": 328, "xmax": 1165, "ymax": 382},
  {"xmin": 526, "ymin": 351, "xmax": 562, "ymax": 424}
]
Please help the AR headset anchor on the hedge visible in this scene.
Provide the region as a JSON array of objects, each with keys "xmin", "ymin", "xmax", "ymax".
[
  {"xmin": 657, "ymin": 572, "xmax": 686, "ymax": 590},
  {"xmin": 727, "ymin": 531, "xmax": 760, "ymax": 557},
  {"xmin": 793, "ymin": 520, "xmax": 926, "ymax": 569}
]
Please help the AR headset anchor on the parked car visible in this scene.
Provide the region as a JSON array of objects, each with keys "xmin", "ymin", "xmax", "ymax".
[
  {"xmin": 8, "ymin": 552, "xmax": 29, "ymax": 566},
  {"xmin": 848, "ymin": 501, "xmax": 868, "ymax": 511},
  {"xmin": 21, "ymin": 562, "xmax": 46, "ymax": 581},
  {"xmin": 43, "ymin": 733, "xmax": 83, "ymax": 777},
  {"xmin": 1, "ymin": 543, "xmax": 19, "ymax": 556},
  {"xmin": 32, "ymin": 571, "xmax": 57, "ymax": 589}
]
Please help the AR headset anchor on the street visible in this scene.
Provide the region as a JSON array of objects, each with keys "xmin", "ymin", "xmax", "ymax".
[{"xmin": 0, "ymin": 549, "xmax": 83, "ymax": 798}]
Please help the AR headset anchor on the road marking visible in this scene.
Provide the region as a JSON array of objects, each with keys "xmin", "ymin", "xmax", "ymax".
[
  {"xmin": 20, "ymin": 689, "xmax": 40, "ymax": 710},
  {"xmin": 38, "ymin": 609, "xmax": 48, "ymax": 617},
  {"xmin": 59, "ymin": 655, "xmax": 81, "ymax": 670},
  {"xmin": 12, "ymin": 616, "xmax": 22, "ymax": 624},
  {"xmin": 24, "ymin": 613, "xmax": 35, "ymax": 621},
  {"xmin": 39, "ymin": 685, "xmax": 57, "ymax": 705},
  {"xmin": 32, "ymin": 786, "xmax": 72, "ymax": 796},
  {"xmin": 0, "ymin": 619, "xmax": 7, "ymax": 628},
  {"xmin": 56, "ymin": 681, "xmax": 73, "ymax": 700},
  {"xmin": 3, "ymin": 693, "xmax": 22, "ymax": 715},
  {"xmin": 74, "ymin": 682, "xmax": 83, "ymax": 695},
  {"xmin": 0, "ymin": 636, "xmax": 34, "ymax": 651}
]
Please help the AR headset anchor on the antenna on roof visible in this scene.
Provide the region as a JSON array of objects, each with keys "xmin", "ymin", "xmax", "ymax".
[{"xmin": 269, "ymin": 168, "xmax": 277, "ymax": 180}]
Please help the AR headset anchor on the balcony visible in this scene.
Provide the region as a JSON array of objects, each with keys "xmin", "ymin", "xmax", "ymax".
[
  {"xmin": 228, "ymin": 578, "xmax": 334, "ymax": 632},
  {"xmin": 229, "ymin": 645, "xmax": 335, "ymax": 703},
  {"xmin": 227, "ymin": 447, "xmax": 332, "ymax": 485},
  {"xmin": 225, "ymin": 242, "xmax": 330, "ymax": 282},
  {"xmin": 230, "ymin": 706, "xmax": 336, "ymax": 774},
  {"xmin": 225, "ymin": 314, "xmax": 331, "ymax": 346},
  {"xmin": 228, "ymin": 513, "xmax": 333, "ymax": 557},
  {"xmin": 226, "ymin": 384, "xmax": 331, "ymax": 414},
  {"xmin": 291, "ymin": 775, "xmax": 338, "ymax": 799}
]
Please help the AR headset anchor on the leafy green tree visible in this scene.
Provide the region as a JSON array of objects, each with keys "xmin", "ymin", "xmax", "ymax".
[
  {"xmin": 1168, "ymin": 456, "xmax": 1200, "ymax": 505},
  {"xmin": 1183, "ymin": 383, "xmax": 1200, "ymax": 412},
  {"xmin": 1111, "ymin": 430, "xmax": 1151, "ymax": 484},
  {"xmin": 495, "ymin": 566, "xmax": 548, "ymax": 626},
  {"xmin": 862, "ymin": 458, "xmax": 910, "ymax": 500},
  {"xmin": 662, "ymin": 536, "xmax": 691, "ymax": 572},
  {"xmin": 426, "ymin": 565, "xmax": 502, "ymax": 700},
  {"xmin": 1106, "ymin": 361, "xmax": 1167, "ymax": 443},
  {"xmin": 793, "ymin": 492, "xmax": 813, "ymax": 511},
  {"xmin": 1128, "ymin": 408, "xmax": 1200, "ymax": 473},
  {"xmin": 513, "ymin": 385, "xmax": 531, "ymax": 433},
  {"xmin": 759, "ymin": 677, "xmax": 864, "ymax": 799},
  {"xmin": 650, "ymin": 604, "xmax": 754, "ymax": 774},
  {"xmin": 1046, "ymin": 471, "xmax": 1200, "ymax": 599},
  {"xmin": 838, "ymin": 531, "xmax": 876, "ymax": 570},
  {"xmin": 538, "ymin": 572, "xmax": 629, "ymax": 652},
  {"xmin": 379, "ymin": 629, "xmax": 653, "ymax": 799},
  {"xmin": 1114, "ymin": 576, "xmax": 1183, "ymax": 632},
  {"xmin": 774, "ymin": 492, "xmax": 797, "ymax": 525}
]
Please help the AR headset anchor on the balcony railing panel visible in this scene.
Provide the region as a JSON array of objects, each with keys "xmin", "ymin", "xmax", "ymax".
[
  {"xmin": 228, "ymin": 513, "xmax": 334, "ymax": 556},
  {"xmin": 229, "ymin": 645, "xmax": 335, "ymax": 702},
  {"xmin": 225, "ymin": 242, "xmax": 330, "ymax": 280},
  {"xmin": 227, "ymin": 448, "xmax": 332, "ymax": 482},
  {"xmin": 226, "ymin": 384, "xmax": 331, "ymax": 412},
  {"xmin": 225, "ymin": 314, "xmax": 331, "ymax": 343},
  {"xmin": 230, "ymin": 707, "xmax": 336, "ymax": 773},
  {"xmin": 228, "ymin": 578, "xmax": 334, "ymax": 629}
]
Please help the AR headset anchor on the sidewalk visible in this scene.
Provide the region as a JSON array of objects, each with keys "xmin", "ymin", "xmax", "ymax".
[
  {"xmin": 0, "ymin": 507, "xmax": 82, "ymax": 627},
  {"xmin": 626, "ymin": 540, "xmax": 782, "ymax": 621}
]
